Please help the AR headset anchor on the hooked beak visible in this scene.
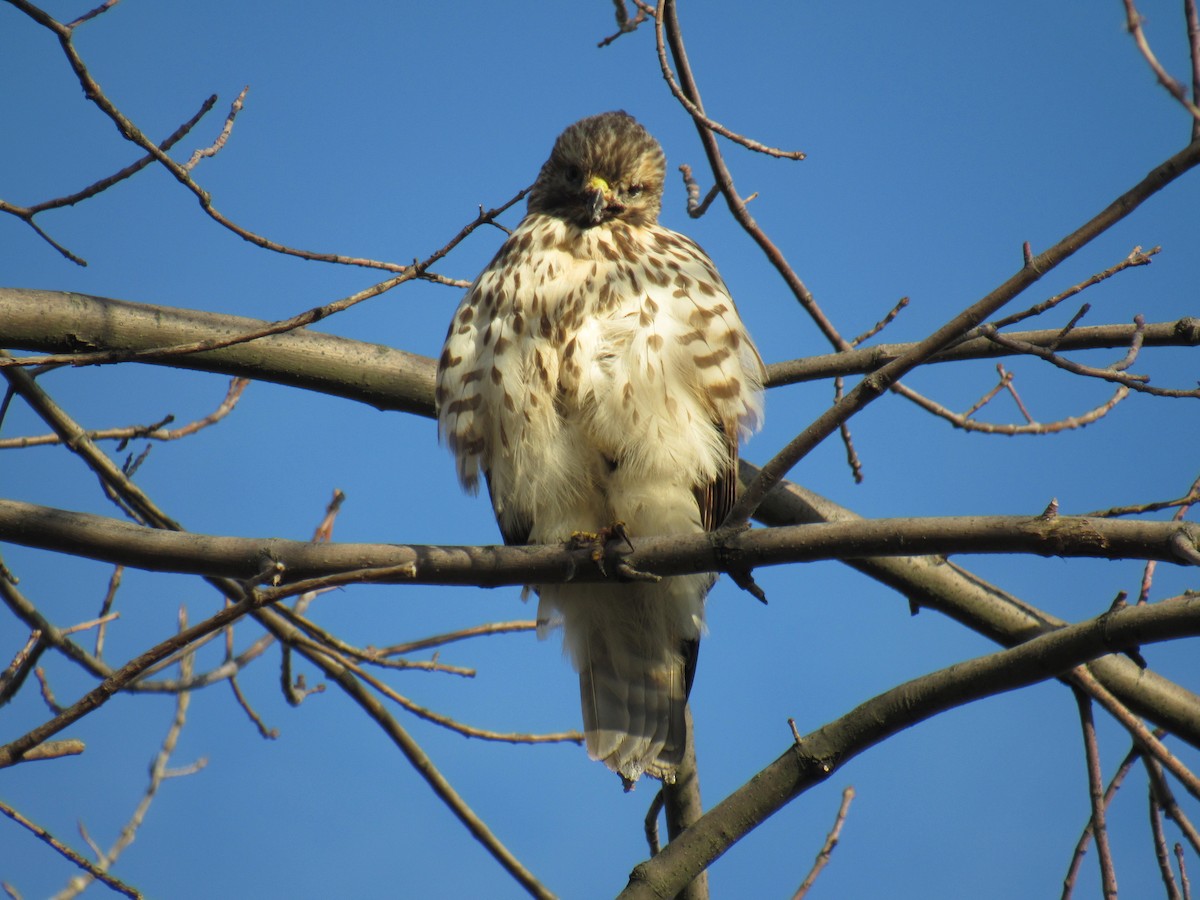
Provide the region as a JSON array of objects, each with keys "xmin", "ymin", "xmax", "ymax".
[{"xmin": 584, "ymin": 175, "xmax": 622, "ymax": 224}]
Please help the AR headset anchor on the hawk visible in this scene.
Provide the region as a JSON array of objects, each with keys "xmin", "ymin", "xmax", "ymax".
[{"xmin": 436, "ymin": 111, "xmax": 764, "ymax": 787}]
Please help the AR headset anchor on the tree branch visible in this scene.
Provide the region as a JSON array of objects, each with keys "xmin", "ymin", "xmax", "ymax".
[
  {"xmin": 4, "ymin": 297, "xmax": 1199, "ymax": 747},
  {"xmin": 1, "ymin": 498, "xmax": 1195, "ymax": 588},
  {"xmin": 619, "ymin": 593, "xmax": 1200, "ymax": 898},
  {"xmin": 766, "ymin": 318, "xmax": 1200, "ymax": 387},
  {"xmin": 724, "ymin": 134, "xmax": 1200, "ymax": 527},
  {"xmin": 0, "ymin": 289, "xmax": 437, "ymax": 417},
  {"xmin": 4, "ymin": 290, "xmax": 1197, "ymax": 405}
]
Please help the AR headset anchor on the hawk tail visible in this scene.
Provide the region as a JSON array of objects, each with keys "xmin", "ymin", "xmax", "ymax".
[{"xmin": 578, "ymin": 639, "xmax": 691, "ymax": 789}]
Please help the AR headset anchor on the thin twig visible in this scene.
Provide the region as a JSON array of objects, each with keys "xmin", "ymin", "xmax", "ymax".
[
  {"xmin": 1074, "ymin": 688, "xmax": 1119, "ymax": 899},
  {"xmin": 792, "ymin": 785, "xmax": 855, "ymax": 899},
  {"xmin": 228, "ymin": 674, "xmax": 278, "ymax": 739},
  {"xmin": 65, "ymin": 0, "xmax": 121, "ymax": 30},
  {"xmin": 986, "ymin": 246, "xmax": 1159, "ymax": 333},
  {"xmin": 598, "ymin": 0, "xmax": 648, "ymax": 47},
  {"xmin": 54, "ymin": 610, "xmax": 207, "ymax": 900},
  {"xmin": 0, "ymin": 94, "xmax": 217, "ymax": 266},
  {"xmin": 375, "ymin": 621, "xmax": 538, "ymax": 657},
  {"xmin": 0, "ymin": 631, "xmax": 44, "ymax": 706},
  {"xmin": 1150, "ymin": 781, "xmax": 1185, "ymax": 900},
  {"xmin": 982, "ymin": 320, "xmax": 1200, "ymax": 398},
  {"xmin": 94, "ymin": 566, "xmax": 123, "ymax": 659},
  {"xmin": 1146, "ymin": 757, "xmax": 1200, "ymax": 856},
  {"xmin": 271, "ymin": 605, "xmax": 477, "ymax": 677},
  {"xmin": 1088, "ymin": 471, "xmax": 1200, "ymax": 520},
  {"xmin": 1072, "ymin": 667, "xmax": 1200, "ymax": 803},
  {"xmin": 183, "ymin": 87, "xmax": 249, "ymax": 171},
  {"xmin": 1187, "ymin": 0, "xmax": 1200, "ymax": 142},
  {"xmin": 658, "ymin": 0, "xmax": 845, "ymax": 348},
  {"xmin": 678, "ymin": 164, "xmax": 721, "ymax": 219},
  {"xmin": 652, "ymin": 3, "xmax": 804, "ymax": 160},
  {"xmin": 0, "ymin": 800, "xmax": 142, "ymax": 899},
  {"xmin": 723, "ymin": 133, "xmax": 1200, "ymax": 528},
  {"xmin": 306, "ymin": 637, "xmax": 580, "ymax": 745},
  {"xmin": 1123, "ymin": 0, "xmax": 1200, "ymax": 121}
]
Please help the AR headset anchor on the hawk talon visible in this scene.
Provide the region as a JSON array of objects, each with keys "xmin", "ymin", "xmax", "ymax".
[
  {"xmin": 567, "ymin": 522, "xmax": 634, "ymax": 579},
  {"xmin": 614, "ymin": 560, "xmax": 661, "ymax": 584}
]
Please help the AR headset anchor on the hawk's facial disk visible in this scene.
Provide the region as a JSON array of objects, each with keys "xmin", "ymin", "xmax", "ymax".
[{"xmin": 528, "ymin": 111, "xmax": 666, "ymax": 229}]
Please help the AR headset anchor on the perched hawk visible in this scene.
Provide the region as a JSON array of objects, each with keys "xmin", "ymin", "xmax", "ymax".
[{"xmin": 436, "ymin": 111, "xmax": 764, "ymax": 787}]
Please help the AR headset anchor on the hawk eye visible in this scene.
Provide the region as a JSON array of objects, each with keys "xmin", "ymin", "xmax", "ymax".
[
  {"xmin": 627, "ymin": 184, "xmax": 644, "ymax": 198},
  {"xmin": 564, "ymin": 164, "xmax": 582, "ymax": 182}
]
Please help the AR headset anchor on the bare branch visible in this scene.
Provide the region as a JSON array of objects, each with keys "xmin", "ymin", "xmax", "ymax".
[
  {"xmin": 0, "ymin": 800, "xmax": 142, "ymax": 898},
  {"xmin": 1123, "ymin": 0, "xmax": 1200, "ymax": 122},
  {"xmin": 987, "ymin": 245, "xmax": 1159, "ymax": 332},
  {"xmin": 1146, "ymin": 755, "xmax": 1200, "ymax": 856},
  {"xmin": 1189, "ymin": 0, "xmax": 1200, "ymax": 142},
  {"xmin": 678, "ymin": 163, "xmax": 720, "ymax": 218},
  {"xmin": 598, "ymin": 0, "xmax": 648, "ymax": 47},
  {"xmin": 374, "ymin": 620, "xmax": 538, "ymax": 657},
  {"xmin": 1073, "ymin": 688, "xmax": 1119, "ymax": 899},
  {"xmin": 1071, "ymin": 667, "xmax": 1200, "ymax": 803},
  {"xmin": 17, "ymin": 739, "xmax": 85, "ymax": 762},
  {"xmin": 0, "ymin": 377, "xmax": 248, "ymax": 449},
  {"xmin": 726, "ymin": 137, "xmax": 1200, "ymax": 526},
  {"xmin": 0, "ymin": 94, "xmax": 218, "ymax": 266},
  {"xmin": 250, "ymin": 606, "xmax": 556, "ymax": 899},
  {"xmin": 652, "ymin": 3, "xmax": 804, "ymax": 159},
  {"xmin": 3, "ymin": 497, "xmax": 1198, "ymax": 590},
  {"xmin": 1063, "ymin": 738, "xmax": 1146, "ymax": 898},
  {"xmin": 620, "ymin": 593, "xmax": 1200, "ymax": 899},
  {"xmin": 892, "ymin": 380, "xmax": 1128, "ymax": 436},
  {"xmin": 644, "ymin": 789, "xmax": 665, "ymax": 856},
  {"xmin": 792, "ymin": 785, "xmax": 855, "ymax": 899},
  {"xmin": 1149, "ymin": 770, "xmax": 1187, "ymax": 900},
  {"xmin": 54, "ymin": 612, "xmax": 207, "ymax": 900},
  {"xmin": 981, "ymin": 321, "xmax": 1200, "ymax": 399},
  {"xmin": 767, "ymin": 317, "xmax": 1200, "ymax": 387},
  {"xmin": 0, "ymin": 631, "xmax": 45, "ymax": 706},
  {"xmin": 658, "ymin": 0, "xmax": 844, "ymax": 348},
  {"xmin": 182, "ymin": 87, "xmax": 248, "ymax": 171},
  {"xmin": 5, "ymin": 291, "xmax": 1196, "ymax": 413}
]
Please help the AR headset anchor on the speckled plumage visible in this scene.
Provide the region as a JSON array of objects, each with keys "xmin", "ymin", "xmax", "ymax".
[{"xmin": 436, "ymin": 112, "xmax": 763, "ymax": 786}]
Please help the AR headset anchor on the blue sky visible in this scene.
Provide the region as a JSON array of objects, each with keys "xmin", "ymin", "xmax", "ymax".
[{"xmin": 2, "ymin": 1, "xmax": 1198, "ymax": 897}]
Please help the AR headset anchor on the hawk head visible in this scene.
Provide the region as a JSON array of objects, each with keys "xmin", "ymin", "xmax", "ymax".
[{"xmin": 527, "ymin": 111, "xmax": 666, "ymax": 229}]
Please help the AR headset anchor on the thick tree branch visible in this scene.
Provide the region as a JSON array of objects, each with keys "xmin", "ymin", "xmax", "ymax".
[
  {"xmin": 0, "ymin": 289, "xmax": 436, "ymax": 417},
  {"xmin": 766, "ymin": 317, "xmax": 1200, "ymax": 387},
  {"xmin": 1, "ymin": 499, "xmax": 1195, "ymax": 588},
  {"xmin": 4, "ymin": 291, "xmax": 1197, "ymax": 406}
]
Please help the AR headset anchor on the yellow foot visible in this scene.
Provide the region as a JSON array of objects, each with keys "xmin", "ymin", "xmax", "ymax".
[{"xmin": 567, "ymin": 522, "xmax": 634, "ymax": 575}]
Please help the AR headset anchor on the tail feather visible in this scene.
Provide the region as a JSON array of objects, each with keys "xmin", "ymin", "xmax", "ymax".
[
  {"xmin": 579, "ymin": 639, "xmax": 687, "ymax": 788},
  {"xmin": 538, "ymin": 573, "xmax": 709, "ymax": 788}
]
